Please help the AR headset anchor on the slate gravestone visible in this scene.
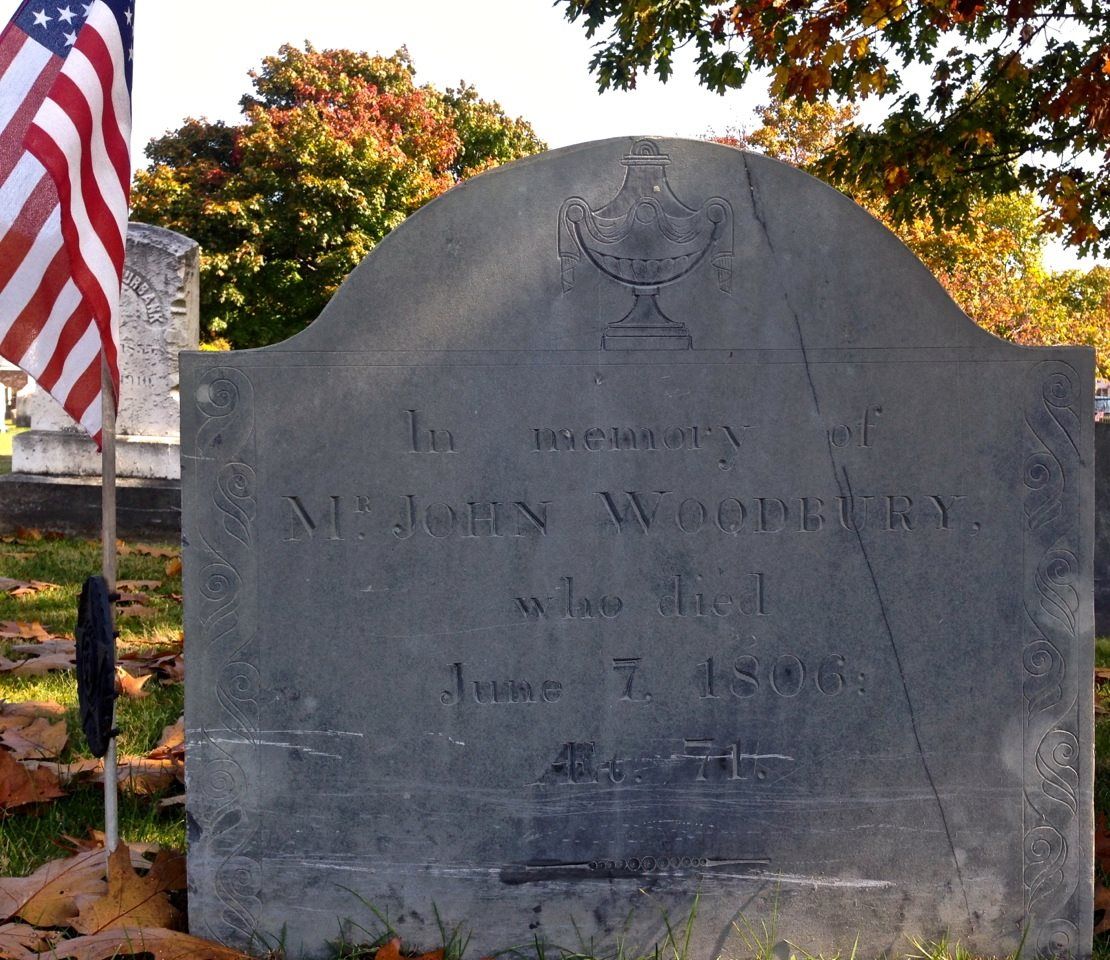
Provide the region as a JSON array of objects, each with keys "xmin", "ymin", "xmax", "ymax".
[
  {"xmin": 15, "ymin": 222, "xmax": 198, "ymax": 479},
  {"xmin": 181, "ymin": 139, "xmax": 1095, "ymax": 959}
]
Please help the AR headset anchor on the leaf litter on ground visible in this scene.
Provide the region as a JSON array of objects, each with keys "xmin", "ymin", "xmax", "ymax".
[
  {"xmin": 0, "ymin": 748, "xmax": 65, "ymax": 811},
  {"xmin": 0, "ymin": 921, "xmax": 49, "ymax": 960},
  {"xmin": 0, "ymin": 578, "xmax": 60, "ymax": 597},
  {"xmin": 115, "ymin": 668, "xmax": 152, "ymax": 699},
  {"xmin": 0, "ymin": 713, "xmax": 67, "ymax": 760},
  {"xmin": 147, "ymin": 719, "xmax": 183, "ymax": 762},
  {"xmin": 55, "ymin": 926, "xmax": 249, "ymax": 960},
  {"xmin": 0, "ymin": 622, "xmax": 52, "ymax": 641},
  {"xmin": 0, "ymin": 640, "xmax": 76, "ymax": 677},
  {"xmin": 70, "ymin": 843, "xmax": 182, "ymax": 934},
  {"xmin": 0, "ymin": 838, "xmax": 242, "ymax": 960},
  {"xmin": 115, "ymin": 542, "xmax": 178, "ymax": 560}
]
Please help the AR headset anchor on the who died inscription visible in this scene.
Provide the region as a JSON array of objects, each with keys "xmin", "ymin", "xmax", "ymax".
[{"xmin": 183, "ymin": 139, "xmax": 1094, "ymax": 960}]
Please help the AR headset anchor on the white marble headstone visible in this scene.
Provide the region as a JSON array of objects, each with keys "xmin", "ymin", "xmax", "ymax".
[{"xmin": 14, "ymin": 222, "xmax": 199, "ymax": 479}]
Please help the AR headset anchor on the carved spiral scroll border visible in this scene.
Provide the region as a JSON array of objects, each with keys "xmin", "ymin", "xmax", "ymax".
[
  {"xmin": 190, "ymin": 366, "xmax": 262, "ymax": 948},
  {"xmin": 1022, "ymin": 361, "xmax": 1083, "ymax": 958}
]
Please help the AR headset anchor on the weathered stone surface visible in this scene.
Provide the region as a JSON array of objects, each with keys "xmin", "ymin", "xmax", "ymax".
[
  {"xmin": 1096, "ymin": 422, "xmax": 1110, "ymax": 635},
  {"xmin": 14, "ymin": 222, "xmax": 198, "ymax": 479},
  {"xmin": 182, "ymin": 139, "xmax": 1095, "ymax": 959}
]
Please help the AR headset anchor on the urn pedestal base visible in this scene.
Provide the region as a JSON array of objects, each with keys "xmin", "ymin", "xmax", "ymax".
[
  {"xmin": 603, "ymin": 327, "xmax": 692, "ymax": 350},
  {"xmin": 602, "ymin": 292, "xmax": 693, "ymax": 350}
]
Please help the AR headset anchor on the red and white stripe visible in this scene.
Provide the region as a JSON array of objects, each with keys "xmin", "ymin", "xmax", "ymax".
[{"xmin": 0, "ymin": 1, "xmax": 130, "ymax": 448}]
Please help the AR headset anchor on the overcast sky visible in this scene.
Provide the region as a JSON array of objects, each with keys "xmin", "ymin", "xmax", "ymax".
[{"xmin": 127, "ymin": 0, "xmax": 1094, "ymax": 270}]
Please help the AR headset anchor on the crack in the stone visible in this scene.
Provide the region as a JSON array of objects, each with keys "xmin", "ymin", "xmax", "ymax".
[{"xmin": 741, "ymin": 153, "xmax": 973, "ymax": 928}]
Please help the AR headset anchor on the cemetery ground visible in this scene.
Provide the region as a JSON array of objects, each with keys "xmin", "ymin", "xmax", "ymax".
[{"xmin": 0, "ymin": 529, "xmax": 1107, "ymax": 960}]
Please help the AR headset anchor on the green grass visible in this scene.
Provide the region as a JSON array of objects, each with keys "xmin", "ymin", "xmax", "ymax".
[{"xmin": 0, "ymin": 533, "xmax": 185, "ymax": 873}]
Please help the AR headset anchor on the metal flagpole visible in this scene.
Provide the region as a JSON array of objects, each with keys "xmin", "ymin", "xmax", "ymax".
[{"xmin": 100, "ymin": 354, "xmax": 119, "ymax": 853}]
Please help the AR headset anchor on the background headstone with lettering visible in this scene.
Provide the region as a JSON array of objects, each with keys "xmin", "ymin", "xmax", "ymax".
[
  {"xmin": 14, "ymin": 222, "xmax": 198, "ymax": 479},
  {"xmin": 182, "ymin": 139, "xmax": 1094, "ymax": 960}
]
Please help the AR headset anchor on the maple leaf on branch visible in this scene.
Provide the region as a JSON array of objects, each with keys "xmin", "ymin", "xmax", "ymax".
[{"xmin": 559, "ymin": 0, "xmax": 1110, "ymax": 255}]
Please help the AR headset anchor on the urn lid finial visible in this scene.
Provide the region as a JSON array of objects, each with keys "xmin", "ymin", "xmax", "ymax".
[{"xmin": 621, "ymin": 138, "xmax": 671, "ymax": 167}]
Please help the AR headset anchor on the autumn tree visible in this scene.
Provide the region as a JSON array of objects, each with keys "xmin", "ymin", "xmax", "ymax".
[
  {"xmin": 560, "ymin": 0, "xmax": 1110, "ymax": 254},
  {"xmin": 130, "ymin": 44, "xmax": 545, "ymax": 347},
  {"xmin": 716, "ymin": 98, "xmax": 1110, "ymax": 375}
]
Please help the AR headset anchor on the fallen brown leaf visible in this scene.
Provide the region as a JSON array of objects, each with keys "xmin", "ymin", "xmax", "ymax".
[
  {"xmin": 116, "ymin": 592, "xmax": 151, "ymax": 606},
  {"xmin": 115, "ymin": 580, "xmax": 161, "ymax": 592},
  {"xmin": 24, "ymin": 758, "xmax": 102, "ymax": 787},
  {"xmin": 0, "ymin": 748, "xmax": 66, "ymax": 812},
  {"xmin": 148, "ymin": 718, "xmax": 184, "ymax": 761},
  {"xmin": 0, "ymin": 714, "xmax": 67, "ymax": 759},
  {"xmin": 0, "ymin": 922, "xmax": 48, "ymax": 960},
  {"xmin": 116, "ymin": 648, "xmax": 184, "ymax": 686},
  {"xmin": 164, "ymin": 557, "xmax": 182, "ymax": 577},
  {"xmin": 54, "ymin": 926, "xmax": 249, "ymax": 960},
  {"xmin": 14, "ymin": 527, "xmax": 42, "ymax": 542},
  {"xmin": 116, "ymin": 668, "xmax": 152, "ymax": 699},
  {"xmin": 54, "ymin": 832, "xmax": 163, "ymax": 864},
  {"xmin": 71, "ymin": 843, "xmax": 182, "ymax": 934},
  {"xmin": 3, "ymin": 644, "xmax": 77, "ymax": 676},
  {"xmin": 372, "ymin": 939, "xmax": 443, "ymax": 960},
  {"xmin": 376, "ymin": 938, "xmax": 404, "ymax": 960},
  {"xmin": 117, "ymin": 605, "xmax": 160, "ymax": 621},
  {"xmin": 0, "ymin": 621, "xmax": 51, "ymax": 640},
  {"xmin": 0, "ymin": 700, "xmax": 66, "ymax": 718},
  {"xmin": 115, "ymin": 539, "xmax": 132, "ymax": 556},
  {"xmin": 0, "ymin": 577, "xmax": 59, "ymax": 596},
  {"xmin": 118, "ymin": 636, "xmax": 183, "ymax": 663},
  {"xmin": 1096, "ymin": 811, "xmax": 1110, "ymax": 876},
  {"xmin": 24, "ymin": 756, "xmax": 183, "ymax": 793},
  {"xmin": 0, "ymin": 848, "xmax": 105, "ymax": 925},
  {"xmin": 1096, "ymin": 881, "xmax": 1110, "ymax": 936},
  {"xmin": 145, "ymin": 849, "xmax": 187, "ymax": 894},
  {"xmin": 10, "ymin": 639, "xmax": 77, "ymax": 657},
  {"xmin": 151, "ymin": 654, "xmax": 184, "ymax": 685},
  {"xmin": 132, "ymin": 545, "xmax": 177, "ymax": 559},
  {"xmin": 117, "ymin": 758, "xmax": 183, "ymax": 793}
]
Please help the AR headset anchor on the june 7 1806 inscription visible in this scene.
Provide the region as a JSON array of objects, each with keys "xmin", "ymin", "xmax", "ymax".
[{"xmin": 182, "ymin": 139, "xmax": 1094, "ymax": 960}]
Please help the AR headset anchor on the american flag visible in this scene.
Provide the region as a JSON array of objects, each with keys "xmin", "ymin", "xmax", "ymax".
[{"xmin": 0, "ymin": 0, "xmax": 134, "ymax": 448}]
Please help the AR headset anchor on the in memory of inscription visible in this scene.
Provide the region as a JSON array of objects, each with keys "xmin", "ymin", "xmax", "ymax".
[{"xmin": 183, "ymin": 138, "xmax": 1094, "ymax": 960}]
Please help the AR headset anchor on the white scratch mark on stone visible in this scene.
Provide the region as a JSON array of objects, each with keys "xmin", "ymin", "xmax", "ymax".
[
  {"xmin": 208, "ymin": 737, "xmax": 342, "ymax": 760},
  {"xmin": 425, "ymin": 731, "xmax": 466, "ymax": 746},
  {"xmin": 737, "ymin": 871, "xmax": 893, "ymax": 889}
]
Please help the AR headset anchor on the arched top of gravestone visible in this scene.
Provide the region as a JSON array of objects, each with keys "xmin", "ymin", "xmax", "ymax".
[
  {"xmin": 269, "ymin": 137, "xmax": 1016, "ymax": 356},
  {"xmin": 127, "ymin": 221, "xmax": 199, "ymax": 258}
]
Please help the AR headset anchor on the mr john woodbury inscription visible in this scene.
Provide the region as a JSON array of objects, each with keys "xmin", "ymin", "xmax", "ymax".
[{"xmin": 182, "ymin": 139, "xmax": 1095, "ymax": 959}]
